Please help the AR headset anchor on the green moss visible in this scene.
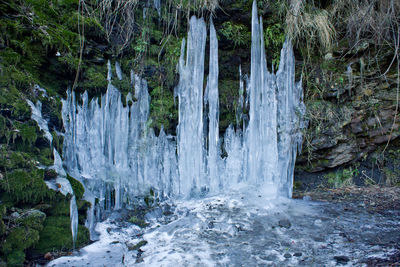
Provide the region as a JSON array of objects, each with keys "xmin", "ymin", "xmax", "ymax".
[
  {"xmin": 1, "ymin": 226, "xmax": 39, "ymax": 255},
  {"xmin": 113, "ymin": 79, "xmax": 132, "ymax": 94},
  {"xmin": 382, "ymin": 167, "xmax": 400, "ymax": 186},
  {"xmin": 16, "ymin": 210, "xmax": 46, "ymax": 231},
  {"xmin": 129, "ymin": 240, "xmax": 148, "ymax": 251},
  {"xmin": 128, "ymin": 216, "xmax": 149, "ymax": 228},
  {"xmin": 0, "ymin": 88, "xmax": 31, "ymax": 121},
  {"xmin": 34, "ymin": 216, "xmax": 90, "ymax": 254},
  {"xmin": 6, "ymin": 250, "xmax": 25, "ymax": 267},
  {"xmin": 66, "ymin": 174, "xmax": 85, "ymax": 199},
  {"xmin": 48, "ymin": 199, "xmax": 70, "ymax": 217},
  {"xmin": 14, "ymin": 121, "xmax": 38, "ymax": 145},
  {"xmin": 219, "ymin": 22, "xmax": 251, "ymax": 48},
  {"xmin": 293, "ymin": 181, "xmax": 303, "ymax": 190},
  {"xmin": 81, "ymin": 65, "xmax": 108, "ymax": 91},
  {"xmin": 149, "ymin": 86, "xmax": 177, "ymax": 133},
  {"xmin": 0, "ymin": 168, "xmax": 54, "ymax": 205},
  {"xmin": 324, "ymin": 167, "xmax": 359, "ymax": 188},
  {"xmin": 36, "ymin": 147, "xmax": 54, "ymax": 166}
]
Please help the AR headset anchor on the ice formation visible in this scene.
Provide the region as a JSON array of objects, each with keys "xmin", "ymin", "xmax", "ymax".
[
  {"xmin": 174, "ymin": 16, "xmax": 207, "ymax": 197},
  {"xmin": 61, "ymin": 1, "xmax": 305, "ymax": 223}
]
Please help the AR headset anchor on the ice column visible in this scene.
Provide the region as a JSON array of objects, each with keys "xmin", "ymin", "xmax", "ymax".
[
  {"xmin": 247, "ymin": 0, "xmax": 279, "ymax": 192},
  {"xmin": 276, "ymin": 40, "xmax": 306, "ymax": 197},
  {"xmin": 175, "ymin": 16, "xmax": 207, "ymax": 197},
  {"xmin": 205, "ymin": 18, "xmax": 220, "ymax": 192}
]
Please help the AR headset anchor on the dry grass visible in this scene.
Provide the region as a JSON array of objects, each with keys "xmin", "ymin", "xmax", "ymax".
[
  {"xmin": 97, "ymin": 0, "xmax": 138, "ymax": 53},
  {"xmin": 285, "ymin": 0, "xmax": 335, "ymax": 54},
  {"xmin": 331, "ymin": 0, "xmax": 400, "ymax": 47}
]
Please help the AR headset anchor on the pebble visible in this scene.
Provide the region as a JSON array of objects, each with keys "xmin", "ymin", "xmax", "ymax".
[
  {"xmin": 284, "ymin": 253, "xmax": 292, "ymax": 258},
  {"xmin": 294, "ymin": 252, "xmax": 302, "ymax": 257},
  {"xmin": 334, "ymin": 255, "xmax": 350, "ymax": 265},
  {"xmin": 278, "ymin": 219, "xmax": 291, "ymax": 229}
]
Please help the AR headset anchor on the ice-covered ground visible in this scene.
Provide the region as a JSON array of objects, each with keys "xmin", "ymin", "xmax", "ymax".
[{"xmin": 48, "ymin": 185, "xmax": 400, "ymax": 267}]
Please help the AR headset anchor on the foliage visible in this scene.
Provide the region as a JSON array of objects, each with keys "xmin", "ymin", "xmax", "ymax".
[
  {"xmin": 34, "ymin": 216, "xmax": 90, "ymax": 254},
  {"xmin": 285, "ymin": 0, "xmax": 335, "ymax": 56},
  {"xmin": 264, "ymin": 23, "xmax": 285, "ymax": 68},
  {"xmin": 66, "ymin": 174, "xmax": 85, "ymax": 199},
  {"xmin": 149, "ymin": 86, "xmax": 177, "ymax": 133},
  {"xmin": 0, "ymin": 168, "xmax": 54, "ymax": 205},
  {"xmin": 129, "ymin": 240, "xmax": 148, "ymax": 250},
  {"xmin": 128, "ymin": 216, "xmax": 149, "ymax": 228},
  {"xmin": 219, "ymin": 22, "xmax": 251, "ymax": 48},
  {"xmin": 324, "ymin": 167, "xmax": 359, "ymax": 188}
]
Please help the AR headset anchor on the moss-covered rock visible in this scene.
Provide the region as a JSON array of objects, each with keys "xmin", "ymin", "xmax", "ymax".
[
  {"xmin": 66, "ymin": 174, "xmax": 85, "ymax": 200},
  {"xmin": 16, "ymin": 209, "xmax": 46, "ymax": 231},
  {"xmin": 6, "ymin": 250, "xmax": 25, "ymax": 267},
  {"xmin": 1, "ymin": 226, "xmax": 40, "ymax": 255},
  {"xmin": 0, "ymin": 168, "xmax": 54, "ymax": 205},
  {"xmin": 34, "ymin": 216, "xmax": 90, "ymax": 254}
]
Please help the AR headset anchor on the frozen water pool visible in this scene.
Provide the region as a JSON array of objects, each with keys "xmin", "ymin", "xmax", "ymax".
[{"xmin": 48, "ymin": 185, "xmax": 400, "ymax": 267}]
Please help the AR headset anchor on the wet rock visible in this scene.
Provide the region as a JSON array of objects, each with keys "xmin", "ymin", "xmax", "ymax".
[
  {"xmin": 303, "ymin": 195, "xmax": 312, "ymax": 201},
  {"xmin": 284, "ymin": 253, "xmax": 292, "ymax": 258},
  {"xmin": 45, "ymin": 169, "xmax": 58, "ymax": 180},
  {"xmin": 44, "ymin": 252, "xmax": 53, "ymax": 260},
  {"xmin": 326, "ymin": 142, "xmax": 357, "ymax": 168},
  {"xmin": 127, "ymin": 240, "xmax": 148, "ymax": 251},
  {"xmin": 278, "ymin": 219, "xmax": 291, "ymax": 229},
  {"xmin": 294, "ymin": 252, "xmax": 302, "ymax": 257},
  {"xmin": 334, "ymin": 255, "xmax": 350, "ymax": 265}
]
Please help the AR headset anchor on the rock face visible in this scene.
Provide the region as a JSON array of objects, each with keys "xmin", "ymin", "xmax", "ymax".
[{"xmin": 297, "ymin": 68, "xmax": 399, "ymax": 172}]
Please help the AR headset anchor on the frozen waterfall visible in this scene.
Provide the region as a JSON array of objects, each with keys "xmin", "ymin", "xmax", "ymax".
[
  {"xmin": 61, "ymin": 0, "xmax": 305, "ymax": 219},
  {"xmin": 62, "ymin": 69, "xmax": 179, "ymax": 207}
]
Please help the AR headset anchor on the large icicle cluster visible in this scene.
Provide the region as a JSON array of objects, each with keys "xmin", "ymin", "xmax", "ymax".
[
  {"xmin": 61, "ymin": 0, "xmax": 305, "ymax": 220},
  {"xmin": 62, "ymin": 70, "xmax": 179, "ymax": 208}
]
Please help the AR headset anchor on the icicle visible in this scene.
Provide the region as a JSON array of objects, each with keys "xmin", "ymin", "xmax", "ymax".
[
  {"xmin": 115, "ymin": 62, "xmax": 123, "ymax": 80},
  {"xmin": 204, "ymin": 18, "xmax": 220, "ymax": 192},
  {"xmin": 107, "ymin": 60, "xmax": 112, "ymax": 81},
  {"xmin": 175, "ymin": 16, "xmax": 207, "ymax": 197},
  {"xmin": 153, "ymin": 0, "xmax": 161, "ymax": 16},
  {"xmin": 26, "ymin": 100, "xmax": 53, "ymax": 143}
]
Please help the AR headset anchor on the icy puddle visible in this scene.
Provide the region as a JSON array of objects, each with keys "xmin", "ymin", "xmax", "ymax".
[{"xmin": 48, "ymin": 187, "xmax": 400, "ymax": 267}]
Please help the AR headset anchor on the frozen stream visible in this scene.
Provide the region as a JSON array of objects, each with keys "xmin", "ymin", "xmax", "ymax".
[{"xmin": 48, "ymin": 186, "xmax": 400, "ymax": 266}]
